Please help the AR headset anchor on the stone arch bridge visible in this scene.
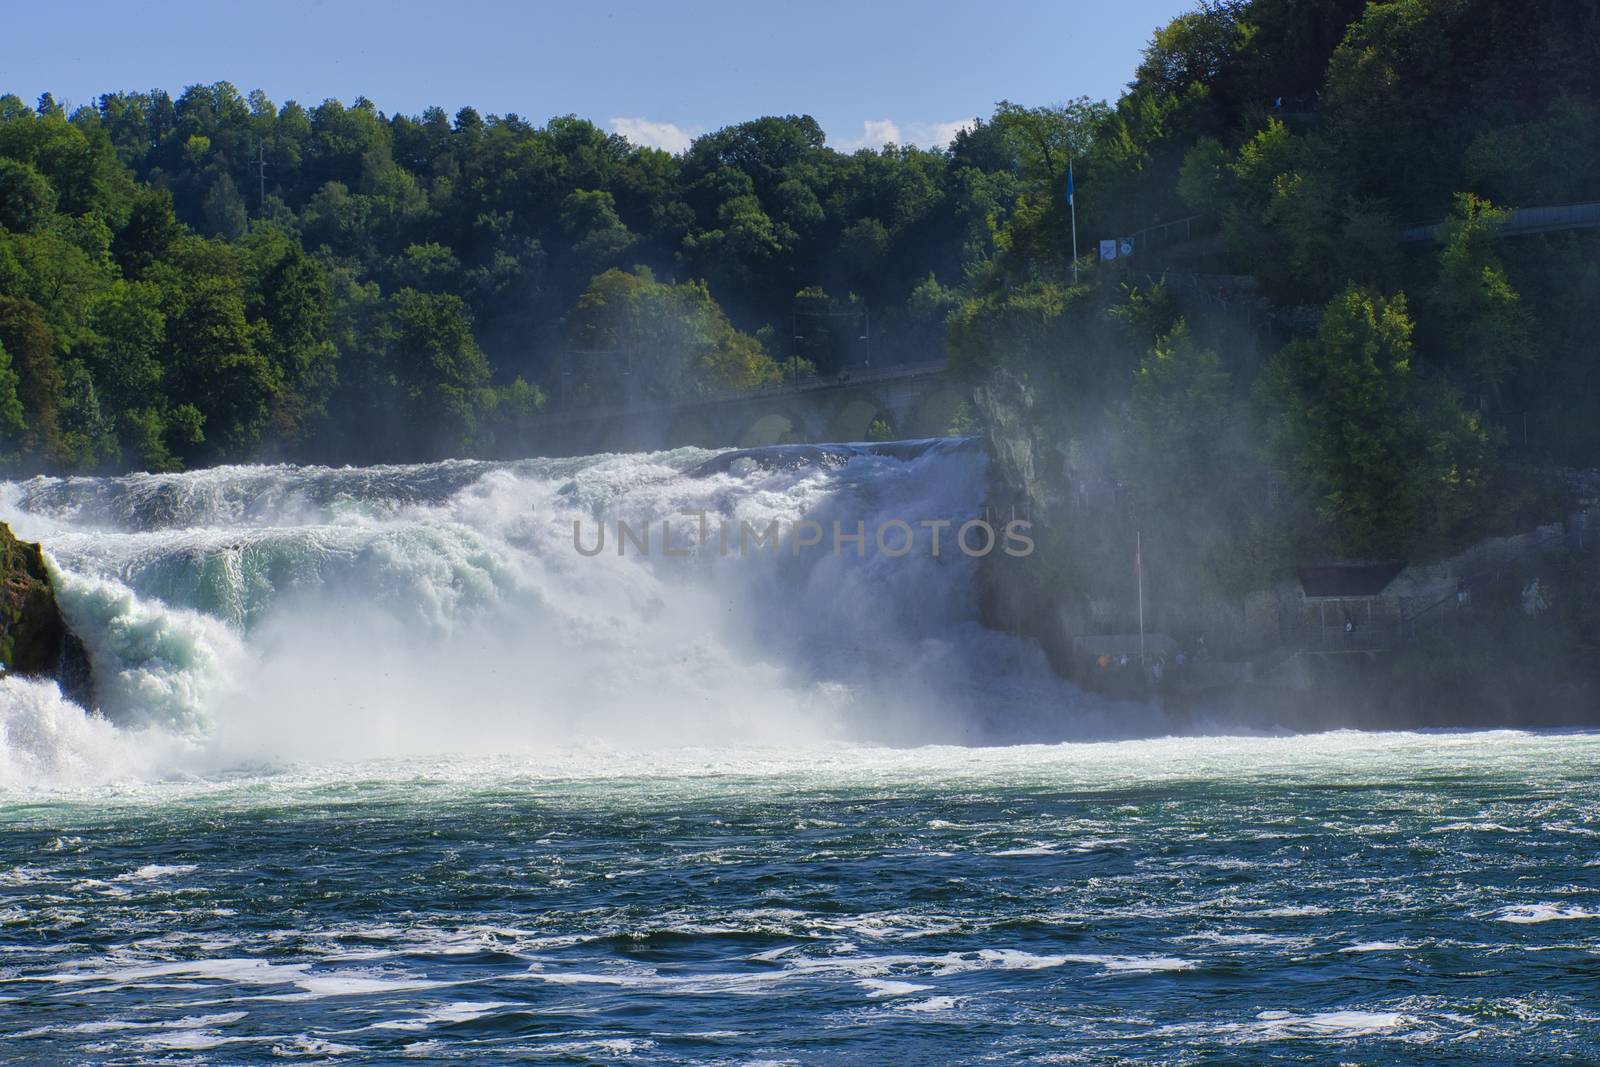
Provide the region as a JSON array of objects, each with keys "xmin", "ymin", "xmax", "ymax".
[{"xmin": 523, "ymin": 361, "xmax": 967, "ymax": 455}]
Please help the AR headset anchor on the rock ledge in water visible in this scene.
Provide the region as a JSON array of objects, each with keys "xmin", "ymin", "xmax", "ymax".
[{"xmin": 0, "ymin": 521, "xmax": 93, "ymax": 707}]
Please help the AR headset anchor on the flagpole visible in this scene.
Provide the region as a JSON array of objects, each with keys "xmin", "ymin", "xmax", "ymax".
[
  {"xmin": 1136, "ymin": 529, "xmax": 1145, "ymax": 663},
  {"xmin": 1069, "ymin": 159, "xmax": 1079, "ymax": 285}
]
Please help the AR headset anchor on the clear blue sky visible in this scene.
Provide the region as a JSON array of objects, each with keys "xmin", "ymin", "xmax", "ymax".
[{"xmin": 5, "ymin": 0, "xmax": 1192, "ymax": 151}]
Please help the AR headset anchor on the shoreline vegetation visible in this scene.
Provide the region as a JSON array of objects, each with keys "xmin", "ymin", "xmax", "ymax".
[{"xmin": 2, "ymin": 0, "xmax": 1597, "ymax": 722}]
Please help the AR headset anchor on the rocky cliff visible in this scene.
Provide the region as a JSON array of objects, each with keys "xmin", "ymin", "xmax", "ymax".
[{"xmin": 1, "ymin": 522, "xmax": 93, "ymax": 707}]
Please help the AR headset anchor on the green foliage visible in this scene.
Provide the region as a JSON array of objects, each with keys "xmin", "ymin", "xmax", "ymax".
[
  {"xmin": 1133, "ymin": 4, "xmax": 1245, "ymax": 99},
  {"xmin": 0, "ymin": 0, "xmax": 1593, "ymax": 582},
  {"xmin": 564, "ymin": 268, "xmax": 786, "ymax": 401},
  {"xmin": 559, "ymin": 189, "xmax": 636, "ymax": 276},
  {"xmin": 0, "ymin": 296, "xmax": 62, "ymax": 463},
  {"xmin": 0, "ymin": 159, "xmax": 56, "ymax": 233},
  {"xmin": 948, "ymin": 283, "xmax": 1072, "ymax": 379},
  {"xmin": 1, "ymin": 82, "xmax": 1028, "ymax": 473},
  {"xmin": 160, "ymin": 270, "xmax": 279, "ymax": 461},
  {"xmin": 1201, "ymin": 119, "xmax": 1400, "ymax": 303},
  {"xmin": 201, "ymin": 172, "xmax": 247, "ymax": 239},
  {"xmin": 947, "ymin": 399, "xmax": 979, "ymax": 436},
  {"xmin": 1430, "ymin": 194, "xmax": 1531, "ymax": 399},
  {"xmin": 388, "ymin": 288, "xmax": 489, "ymax": 456},
  {"xmin": 1261, "ymin": 287, "xmax": 1495, "ymax": 558},
  {"xmin": 1463, "ymin": 98, "xmax": 1600, "ymax": 207},
  {"xmin": 877, "ymin": 274, "xmax": 961, "ymax": 361},
  {"xmin": 113, "ymin": 189, "xmax": 184, "ymax": 277},
  {"xmin": 1129, "ymin": 322, "xmax": 1234, "ymax": 461},
  {"xmin": 1107, "ymin": 280, "xmax": 1181, "ymax": 350},
  {"xmin": 986, "ymin": 98, "xmax": 1111, "ymax": 274},
  {"xmin": 1123, "ymin": 320, "xmax": 1263, "ymax": 594},
  {"xmin": 0, "ymin": 340, "xmax": 25, "ymax": 455},
  {"xmin": 992, "ymin": 99, "xmax": 1106, "ymax": 186}
]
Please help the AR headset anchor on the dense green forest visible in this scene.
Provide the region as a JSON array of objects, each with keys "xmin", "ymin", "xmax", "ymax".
[
  {"xmin": 1, "ymin": 0, "xmax": 1597, "ymax": 573},
  {"xmin": 0, "ymin": 76, "xmax": 1016, "ymax": 470},
  {"xmin": 948, "ymin": 0, "xmax": 1599, "ymax": 589}
]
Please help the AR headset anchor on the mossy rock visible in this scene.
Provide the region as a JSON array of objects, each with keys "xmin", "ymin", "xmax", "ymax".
[{"xmin": 0, "ymin": 521, "xmax": 93, "ymax": 706}]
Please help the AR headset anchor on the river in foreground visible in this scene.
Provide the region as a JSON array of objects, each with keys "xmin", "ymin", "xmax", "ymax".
[{"xmin": 3, "ymin": 730, "xmax": 1598, "ymax": 1064}]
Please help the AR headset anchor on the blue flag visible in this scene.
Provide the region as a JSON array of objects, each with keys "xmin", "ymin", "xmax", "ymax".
[{"xmin": 1065, "ymin": 166, "xmax": 1075, "ymax": 206}]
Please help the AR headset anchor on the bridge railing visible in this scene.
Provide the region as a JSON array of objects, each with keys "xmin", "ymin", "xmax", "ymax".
[
  {"xmin": 1397, "ymin": 201, "xmax": 1600, "ymax": 244},
  {"xmin": 532, "ymin": 359, "xmax": 950, "ymax": 426}
]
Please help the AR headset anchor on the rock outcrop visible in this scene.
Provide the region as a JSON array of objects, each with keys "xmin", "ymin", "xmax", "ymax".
[
  {"xmin": 971, "ymin": 367, "xmax": 1080, "ymax": 671},
  {"xmin": 0, "ymin": 521, "xmax": 93, "ymax": 707},
  {"xmin": 974, "ymin": 366, "xmax": 1057, "ymax": 515}
]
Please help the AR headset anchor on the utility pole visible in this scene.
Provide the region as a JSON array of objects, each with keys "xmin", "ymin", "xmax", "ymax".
[
  {"xmin": 256, "ymin": 140, "xmax": 270, "ymax": 217},
  {"xmin": 861, "ymin": 302, "xmax": 870, "ymax": 367},
  {"xmin": 1067, "ymin": 159, "xmax": 1079, "ymax": 285},
  {"xmin": 1136, "ymin": 529, "xmax": 1145, "ymax": 663}
]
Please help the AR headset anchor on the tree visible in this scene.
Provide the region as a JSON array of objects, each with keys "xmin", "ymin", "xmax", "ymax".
[
  {"xmin": 991, "ymin": 98, "xmax": 1106, "ymax": 188},
  {"xmin": 682, "ymin": 189, "xmax": 790, "ymax": 301},
  {"xmin": 387, "ymin": 288, "xmax": 490, "ymax": 457},
  {"xmin": 1430, "ymin": 193, "xmax": 1531, "ymax": 402},
  {"xmin": 1124, "ymin": 320, "xmax": 1260, "ymax": 593},
  {"xmin": 559, "ymin": 188, "xmax": 636, "ymax": 276},
  {"xmin": 57, "ymin": 358, "xmax": 117, "ymax": 468},
  {"xmin": 836, "ymin": 217, "xmax": 890, "ymax": 296},
  {"xmin": 86, "ymin": 280, "xmax": 165, "ymax": 420},
  {"xmin": 683, "ymin": 115, "xmax": 825, "ymax": 205},
  {"xmin": 0, "ymin": 159, "xmax": 56, "ymax": 233},
  {"xmin": 0, "ymin": 103, "xmax": 122, "ymax": 217},
  {"xmin": 247, "ymin": 235, "xmax": 338, "ymax": 447},
  {"xmin": 988, "ymin": 98, "xmax": 1111, "ymax": 273},
  {"xmin": 0, "ymin": 296, "xmax": 62, "ymax": 462},
  {"xmin": 388, "ymin": 242, "xmax": 461, "ymax": 293},
  {"xmin": 1261, "ymin": 287, "xmax": 1496, "ymax": 557},
  {"xmin": 1133, "ymin": 3, "xmax": 1245, "ymax": 98},
  {"xmin": 1202, "ymin": 118, "xmax": 1400, "ymax": 304},
  {"xmin": 201, "ymin": 171, "xmax": 248, "ymax": 239},
  {"xmin": 161, "ymin": 273, "xmax": 280, "ymax": 462},
  {"xmin": 893, "ymin": 274, "xmax": 961, "ymax": 359},
  {"xmin": 479, "ymin": 377, "xmax": 546, "ymax": 456},
  {"xmin": 947, "ymin": 282, "xmax": 1071, "ymax": 379},
  {"xmin": 0, "ymin": 339, "xmax": 25, "ymax": 458},
  {"xmin": 112, "ymin": 187, "xmax": 184, "ymax": 276},
  {"xmin": 564, "ymin": 268, "xmax": 784, "ymax": 402}
]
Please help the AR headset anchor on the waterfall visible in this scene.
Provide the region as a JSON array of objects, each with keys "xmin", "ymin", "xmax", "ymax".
[{"xmin": 0, "ymin": 440, "xmax": 1147, "ymax": 784}]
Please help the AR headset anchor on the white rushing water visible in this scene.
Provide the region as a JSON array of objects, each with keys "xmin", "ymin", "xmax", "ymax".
[
  {"xmin": 7, "ymin": 444, "xmax": 1598, "ymax": 1067},
  {"xmin": 0, "ymin": 442, "xmax": 1169, "ymax": 788}
]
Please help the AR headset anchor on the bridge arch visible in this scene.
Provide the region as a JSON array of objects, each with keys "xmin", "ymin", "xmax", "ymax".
[
  {"xmin": 738, "ymin": 411, "xmax": 800, "ymax": 447},
  {"xmin": 666, "ymin": 412, "xmax": 718, "ymax": 448},
  {"xmin": 529, "ymin": 362, "xmax": 956, "ymax": 455},
  {"xmin": 827, "ymin": 395, "xmax": 893, "ymax": 442},
  {"xmin": 906, "ymin": 383, "xmax": 970, "ymax": 438}
]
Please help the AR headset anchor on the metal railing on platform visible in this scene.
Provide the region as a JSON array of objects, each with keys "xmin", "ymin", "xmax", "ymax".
[{"xmin": 1293, "ymin": 623, "xmax": 1400, "ymax": 654}]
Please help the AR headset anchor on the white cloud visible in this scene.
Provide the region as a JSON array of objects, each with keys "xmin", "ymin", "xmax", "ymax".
[
  {"xmin": 608, "ymin": 117, "xmax": 697, "ymax": 154},
  {"xmin": 610, "ymin": 115, "xmax": 977, "ymax": 155},
  {"xmin": 834, "ymin": 118, "xmax": 902, "ymax": 151},
  {"xmin": 831, "ymin": 117, "xmax": 977, "ymax": 152},
  {"xmin": 927, "ymin": 118, "xmax": 977, "ymax": 148}
]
